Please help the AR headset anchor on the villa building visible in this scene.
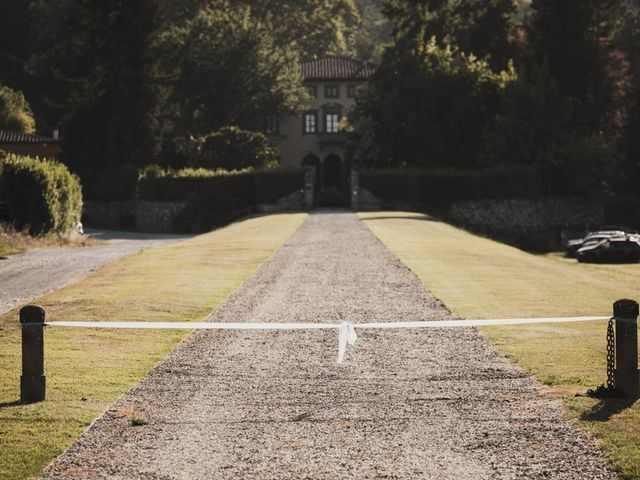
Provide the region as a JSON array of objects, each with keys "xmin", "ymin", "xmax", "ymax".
[{"xmin": 269, "ymin": 56, "xmax": 375, "ymax": 201}]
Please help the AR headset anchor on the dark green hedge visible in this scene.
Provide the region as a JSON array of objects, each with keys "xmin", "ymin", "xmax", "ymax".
[
  {"xmin": 360, "ymin": 166, "xmax": 542, "ymax": 207},
  {"xmin": 1, "ymin": 154, "xmax": 83, "ymax": 234},
  {"xmin": 139, "ymin": 168, "xmax": 304, "ymax": 205}
]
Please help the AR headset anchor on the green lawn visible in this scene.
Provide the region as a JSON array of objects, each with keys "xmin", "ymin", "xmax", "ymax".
[
  {"xmin": 0, "ymin": 213, "xmax": 306, "ymax": 480},
  {"xmin": 361, "ymin": 211, "xmax": 640, "ymax": 479}
]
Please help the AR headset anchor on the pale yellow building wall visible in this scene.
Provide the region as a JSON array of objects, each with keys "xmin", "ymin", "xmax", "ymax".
[{"xmin": 271, "ymin": 80, "xmax": 362, "ymax": 169}]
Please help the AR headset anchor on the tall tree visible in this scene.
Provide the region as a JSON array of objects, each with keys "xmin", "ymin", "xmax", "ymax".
[
  {"xmin": 239, "ymin": 0, "xmax": 361, "ymax": 59},
  {"xmin": 353, "ymin": 0, "xmax": 393, "ymax": 62},
  {"xmin": 0, "ymin": 0, "xmax": 32, "ymax": 90},
  {"xmin": 30, "ymin": 0, "xmax": 168, "ymax": 173},
  {"xmin": 383, "ymin": 0, "xmax": 517, "ymax": 70},
  {"xmin": 160, "ymin": 3, "xmax": 306, "ymax": 137},
  {"xmin": 348, "ymin": 37, "xmax": 514, "ymax": 168},
  {"xmin": 527, "ymin": 0, "xmax": 628, "ymax": 135}
]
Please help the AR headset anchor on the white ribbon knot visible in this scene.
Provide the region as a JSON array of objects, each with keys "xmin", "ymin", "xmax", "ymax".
[{"xmin": 337, "ymin": 321, "xmax": 358, "ymax": 364}]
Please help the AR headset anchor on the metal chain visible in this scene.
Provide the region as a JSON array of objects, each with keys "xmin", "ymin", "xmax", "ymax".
[
  {"xmin": 587, "ymin": 317, "xmax": 616, "ymax": 397},
  {"xmin": 606, "ymin": 317, "xmax": 615, "ymax": 391}
]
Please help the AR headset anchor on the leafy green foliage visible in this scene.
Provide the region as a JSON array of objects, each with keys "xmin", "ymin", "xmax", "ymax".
[
  {"xmin": 618, "ymin": 8, "xmax": 640, "ymax": 191},
  {"xmin": 383, "ymin": 0, "xmax": 518, "ymax": 70},
  {"xmin": 354, "ymin": 0, "xmax": 392, "ymax": 62},
  {"xmin": 526, "ymin": 0, "xmax": 628, "ymax": 135},
  {"xmin": 349, "ymin": 37, "xmax": 515, "ymax": 168},
  {"xmin": 176, "ymin": 192, "xmax": 250, "ymax": 233},
  {"xmin": 160, "ymin": 4, "xmax": 306, "ymax": 138},
  {"xmin": 237, "ymin": 0, "xmax": 361, "ymax": 59},
  {"xmin": 1, "ymin": 155, "xmax": 82, "ymax": 235},
  {"xmin": 482, "ymin": 63, "xmax": 574, "ymax": 168},
  {"xmin": 138, "ymin": 167, "xmax": 304, "ymax": 204},
  {"xmin": 360, "ymin": 166, "xmax": 541, "ymax": 206},
  {"xmin": 0, "ymin": 86, "xmax": 35, "ymax": 134},
  {"xmin": 197, "ymin": 127, "xmax": 278, "ymax": 171}
]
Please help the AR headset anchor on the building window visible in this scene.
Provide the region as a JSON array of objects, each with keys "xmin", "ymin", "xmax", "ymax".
[
  {"xmin": 303, "ymin": 112, "xmax": 317, "ymax": 134},
  {"xmin": 347, "ymin": 85, "xmax": 357, "ymax": 98},
  {"xmin": 325, "ymin": 113, "xmax": 340, "ymax": 133},
  {"xmin": 325, "ymin": 85, "xmax": 339, "ymax": 98},
  {"xmin": 265, "ymin": 116, "xmax": 279, "ymax": 135},
  {"xmin": 307, "ymin": 85, "xmax": 317, "ymax": 98}
]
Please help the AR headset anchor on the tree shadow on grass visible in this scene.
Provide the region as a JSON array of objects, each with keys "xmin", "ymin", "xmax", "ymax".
[{"xmin": 580, "ymin": 397, "xmax": 637, "ymax": 422}]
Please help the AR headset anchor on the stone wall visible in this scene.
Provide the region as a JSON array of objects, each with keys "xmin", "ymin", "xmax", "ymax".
[
  {"xmin": 83, "ymin": 200, "xmax": 136, "ymax": 230},
  {"xmin": 449, "ymin": 197, "xmax": 605, "ymax": 234},
  {"xmin": 258, "ymin": 189, "xmax": 306, "ymax": 214},
  {"xmin": 135, "ymin": 201, "xmax": 186, "ymax": 233}
]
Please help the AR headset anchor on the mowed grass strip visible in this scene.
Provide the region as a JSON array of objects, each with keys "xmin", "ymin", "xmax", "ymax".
[
  {"xmin": 360, "ymin": 211, "xmax": 640, "ymax": 479},
  {"xmin": 0, "ymin": 213, "xmax": 306, "ymax": 480}
]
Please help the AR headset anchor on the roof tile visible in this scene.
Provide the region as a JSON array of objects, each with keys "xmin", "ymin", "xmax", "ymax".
[
  {"xmin": 300, "ymin": 56, "xmax": 375, "ymax": 81},
  {"xmin": 0, "ymin": 130, "xmax": 60, "ymax": 144}
]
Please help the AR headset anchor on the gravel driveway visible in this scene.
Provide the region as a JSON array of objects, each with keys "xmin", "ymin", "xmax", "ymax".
[
  {"xmin": 44, "ymin": 212, "xmax": 616, "ymax": 479},
  {"xmin": 0, "ymin": 229, "xmax": 189, "ymax": 315}
]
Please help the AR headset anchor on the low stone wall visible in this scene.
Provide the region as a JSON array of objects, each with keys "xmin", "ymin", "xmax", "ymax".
[
  {"xmin": 257, "ymin": 189, "xmax": 305, "ymax": 214},
  {"xmin": 135, "ymin": 201, "xmax": 186, "ymax": 233},
  {"xmin": 449, "ymin": 197, "xmax": 605, "ymax": 234}
]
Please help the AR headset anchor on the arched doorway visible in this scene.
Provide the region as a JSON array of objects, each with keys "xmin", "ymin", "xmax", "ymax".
[{"xmin": 324, "ymin": 154, "xmax": 342, "ymax": 190}]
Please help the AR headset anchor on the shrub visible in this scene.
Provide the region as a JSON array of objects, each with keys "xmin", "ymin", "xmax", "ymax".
[
  {"xmin": 138, "ymin": 167, "xmax": 304, "ymax": 204},
  {"xmin": 175, "ymin": 192, "xmax": 249, "ymax": 233},
  {"xmin": 360, "ymin": 166, "xmax": 542, "ymax": 208},
  {"xmin": 139, "ymin": 171, "xmax": 256, "ymax": 203},
  {"xmin": 1, "ymin": 154, "xmax": 83, "ymax": 234},
  {"xmin": 196, "ymin": 126, "xmax": 279, "ymax": 171}
]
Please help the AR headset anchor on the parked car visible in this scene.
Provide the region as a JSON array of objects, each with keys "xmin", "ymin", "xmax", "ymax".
[
  {"xmin": 576, "ymin": 236, "xmax": 640, "ymax": 263},
  {"xmin": 565, "ymin": 229, "xmax": 634, "ymax": 257}
]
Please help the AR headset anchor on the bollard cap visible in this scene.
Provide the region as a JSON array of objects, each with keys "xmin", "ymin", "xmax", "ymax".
[
  {"xmin": 20, "ymin": 305, "xmax": 45, "ymax": 324},
  {"xmin": 614, "ymin": 299, "xmax": 639, "ymax": 320}
]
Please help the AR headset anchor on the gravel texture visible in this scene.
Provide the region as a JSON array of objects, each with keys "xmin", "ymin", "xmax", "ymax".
[
  {"xmin": 0, "ymin": 229, "xmax": 189, "ymax": 315},
  {"xmin": 44, "ymin": 212, "xmax": 617, "ymax": 479}
]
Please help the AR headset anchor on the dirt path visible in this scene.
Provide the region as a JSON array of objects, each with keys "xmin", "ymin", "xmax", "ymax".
[
  {"xmin": 44, "ymin": 212, "xmax": 616, "ymax": 479},
  {"xmin": 0, "ymin": 229, "xmax": 189, "ymax": 315}
]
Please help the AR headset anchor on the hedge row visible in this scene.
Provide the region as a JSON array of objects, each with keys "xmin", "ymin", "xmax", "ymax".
[
  {"xmin": 1, "ymin": 154, "xmax": 83, "ymax": 234},
  {"xmin": 138, "ymin": 168, "xmax": 305, "ymax": 204},
  {"xmin": 360, "ymin": 166, "xmax": 543, "ymax": 207}
]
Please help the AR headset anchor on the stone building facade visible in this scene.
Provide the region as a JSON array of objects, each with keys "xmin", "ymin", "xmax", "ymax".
[{"xmin": 269, "ymin": 56, "xmax": 374, "ymax": 203}]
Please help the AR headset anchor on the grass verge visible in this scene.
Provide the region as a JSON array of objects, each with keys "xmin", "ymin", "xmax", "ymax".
[
  {"xmin": 360, "ymin": 211, "xmax": 640, "ymax": 479},
  {"xmin": 0, "ymin": 223, "xmax": 102, "ymax": 257},
  {"xmin": 0, "ymin": 213, "xmax": 306, "ymax": 480}
]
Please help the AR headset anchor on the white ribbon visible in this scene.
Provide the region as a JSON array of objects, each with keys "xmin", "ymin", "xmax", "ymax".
[
  {"xmin": 44, "ymin": 316, "xmax": 609, "ymax": 364},
  {"xmin": 337, "ymin": 321, "xmax": 358, "ymax": 364}
]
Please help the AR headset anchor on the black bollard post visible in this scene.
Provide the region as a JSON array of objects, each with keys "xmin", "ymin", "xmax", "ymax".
[
  {"xmin": 613, "ymin": 299, "xmax": 639, "ymax": 398},
  {"xmin": 20, "ymin": 305, "xmax": 46, "ymax": 403}
]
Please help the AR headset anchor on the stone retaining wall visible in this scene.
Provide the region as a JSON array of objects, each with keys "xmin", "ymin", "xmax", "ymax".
[{"xmin": 449, "ymin": 197, "xmax": 605, "ymax": 233}]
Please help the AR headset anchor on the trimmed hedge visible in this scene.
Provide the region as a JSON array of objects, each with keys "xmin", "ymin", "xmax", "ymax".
[
  {"xmin": 1, "ymin": 154, "xmax": 83, "ymax": 234},
  {"xmin": 359, "ymin": 166, "xmax": 542, "ymax": 207},
  {"xmin": 139, "ymin": 168, "xmax": 304, "ymax": 205},
  {"xmin": 197, "ymin": 127, "xmax": 278, "ymax": 171}
]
